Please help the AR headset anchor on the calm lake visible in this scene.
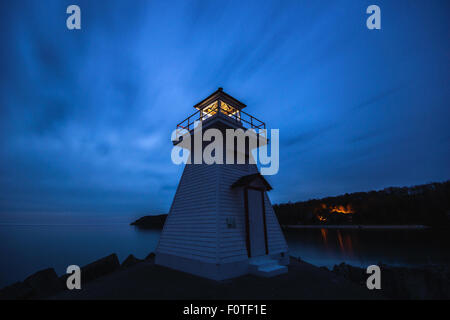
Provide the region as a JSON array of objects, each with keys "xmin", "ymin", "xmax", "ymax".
[{"xmin": 1, "ymin": 224, "xmax": 450, "ymax": 288}]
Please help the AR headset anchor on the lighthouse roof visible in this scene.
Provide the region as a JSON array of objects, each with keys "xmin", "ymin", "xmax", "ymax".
[{"xmin": 193, "ymin": 87, "xmax": 247, "ymax": 111}]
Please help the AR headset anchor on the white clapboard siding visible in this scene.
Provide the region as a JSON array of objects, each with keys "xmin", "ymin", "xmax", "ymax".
[
  {"xmin": 157, "ymin": 161, "xmax": 288, "ymax": 266},
  {"xmin": 156, "ymin": 163, "xmax": 219, "ymax": 263},
  {"xmin": 217, "ymin": 164, "xmax": 249, "ymax": 263},
  {"xmin": 263, "ymin": 192, "xmax": 288, "ymax": 253}
]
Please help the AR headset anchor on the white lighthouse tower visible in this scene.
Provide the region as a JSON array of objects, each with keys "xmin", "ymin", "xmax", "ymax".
[{"xmin": 155, "ymin": 88, "xmax": 289, "ymax": 280}]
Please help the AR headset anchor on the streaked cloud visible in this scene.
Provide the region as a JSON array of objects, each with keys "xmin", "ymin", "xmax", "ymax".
[{"xmin": 0, "ymin": 0, "xmax": 449, "ymax": 222}]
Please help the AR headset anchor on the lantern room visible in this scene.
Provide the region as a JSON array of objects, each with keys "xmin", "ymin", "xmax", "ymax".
[
  {"xmin": 174, "ymin": 87, "xmax": 266, "ymax": 143},
  {"xmin": 194, "ymin": 87, "xmax": 246, "ymax": 120}
]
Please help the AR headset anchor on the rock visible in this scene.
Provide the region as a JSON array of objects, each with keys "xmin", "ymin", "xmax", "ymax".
[
  {"xmin": 145, "ymin": 252, "xmax": 155, "ymax": 262},
  {"xmin": 380, "ymin": 264, "xmax": 450, "ymax": 299},
  {"xmin": 289, "ymin": 256, "xmax": 302, "ymax": 263},
  {"xmin": 0, "ymin": 281, "xmax": 33, "ymax": 300},
  {"xmin": 332, "ymin": 263, "xmax": 365, "ymax": 285},
  {"xmin": 121, "ymin": 254, "xmax": 144, "ymax": 268},
  {"xmin": 332, "ymin": 262, "xmax": 450, "ymax": 299},
  {"xmin": 23, "ymin": 268, "xmax": 64, "ymax": 298},
  {"xmin": 81, "ymin": 253, "xmax": 120, "ymax": 283}
]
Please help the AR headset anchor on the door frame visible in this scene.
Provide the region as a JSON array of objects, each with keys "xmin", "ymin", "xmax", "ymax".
[{"xmin": 244, "ymin": 186, "xmax": 269, "ymax": 257}]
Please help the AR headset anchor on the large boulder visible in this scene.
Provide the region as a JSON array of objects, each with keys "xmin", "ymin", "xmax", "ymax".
[
  {"xmin": 121, "ymin": 254, "xmax": 144, "ymax": 268},
  {"xmin": 23, "ymin": 268, "xmax": 64, "ymax": 298},
  {"xmin": 81, "ymin": 253, "xmax": 120, "ymax": 283}
]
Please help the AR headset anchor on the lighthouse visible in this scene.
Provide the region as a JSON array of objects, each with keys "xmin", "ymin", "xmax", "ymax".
[{"xmin": 155, "ymin": 88, "xmax": 289, "ymax": 280}]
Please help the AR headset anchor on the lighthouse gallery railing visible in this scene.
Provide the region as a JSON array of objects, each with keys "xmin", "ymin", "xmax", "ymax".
[{"xmin": 175, "ymin": 104, "xmax": 266, "ymax": 139}]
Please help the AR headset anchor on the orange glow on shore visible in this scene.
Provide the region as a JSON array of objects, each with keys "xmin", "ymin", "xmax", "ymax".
[{"xmin": 321, "ymin": 204, "xmax": 354, "ymax": 214}]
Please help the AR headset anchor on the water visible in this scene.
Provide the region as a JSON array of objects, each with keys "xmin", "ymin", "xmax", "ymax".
[
  {"xmin": 0, "ymin": 224, "xmax": 160, "ymax": 288},
  {"xmin": 1, "ymin": 224, "xmax": 450, "ymax": 288},
  {"xmin": 284, "ymin": 228, "xmax": 450, "ymax": 268}
]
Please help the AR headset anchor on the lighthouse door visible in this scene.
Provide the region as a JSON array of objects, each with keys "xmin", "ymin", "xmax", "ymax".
[{"xmin": 247, "ymin": 189, "xmax": 268, "ymax": 257}]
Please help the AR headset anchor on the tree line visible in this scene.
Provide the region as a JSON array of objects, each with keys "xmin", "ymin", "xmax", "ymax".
[{"xmin": 273, "ymin": 181, "xmax": 450, "ymax": 227}]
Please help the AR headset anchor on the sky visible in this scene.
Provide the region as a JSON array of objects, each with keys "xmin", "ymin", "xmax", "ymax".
[{"xmin": 0, "ymin": 0, "xmax": 449, "ymax": 224}]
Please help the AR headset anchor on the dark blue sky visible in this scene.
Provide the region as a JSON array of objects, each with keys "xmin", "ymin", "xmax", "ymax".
[{"xmin": 0, "ymin": 0, "xmax": 449, "ymax": 223}]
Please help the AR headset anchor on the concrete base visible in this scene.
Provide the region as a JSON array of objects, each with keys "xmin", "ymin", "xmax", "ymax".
[
  {"xmin": 155, "ymin": 253, "xmax": 250, "ymax": 281},
  {"xmin": 155, "ymin": 252, "xmax": 289, "ymax": 281},
  {"xmin": 249, "ymin": 256, "xmax": 288, "ymax": 277}
]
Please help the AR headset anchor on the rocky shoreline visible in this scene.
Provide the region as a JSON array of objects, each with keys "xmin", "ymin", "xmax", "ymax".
[
  {"xmin": 131, "ymin": 215, "xmax": 433, "ymax": 230},
  {"xmin": 283, "ymin": 225, "xmax": 430, "ymax": 229},
  {"xmin": 1, "ymin": 252, "xmax": 449, "ymax": 300},
  {"xmin": 332, "ymin": 262, "xmax": 450, "ymax": 299},
  {"xmin": 0, "ymin": 252, "xmax": 155, "ymax": 300}
]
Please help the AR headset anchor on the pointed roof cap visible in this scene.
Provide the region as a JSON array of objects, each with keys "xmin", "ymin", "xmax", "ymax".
[{"xmin": 193, "ymin": 87, "xmax": 247, "ymax": 110}]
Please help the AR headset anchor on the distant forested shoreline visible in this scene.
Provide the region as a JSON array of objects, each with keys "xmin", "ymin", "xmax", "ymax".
[
  {"xmin": 273, "ymin": 181, "xmax": 450, "ymax": 227},
  {"xmin": 131, "ymin": 181, "xmax": 450, "ymax": 228}
]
